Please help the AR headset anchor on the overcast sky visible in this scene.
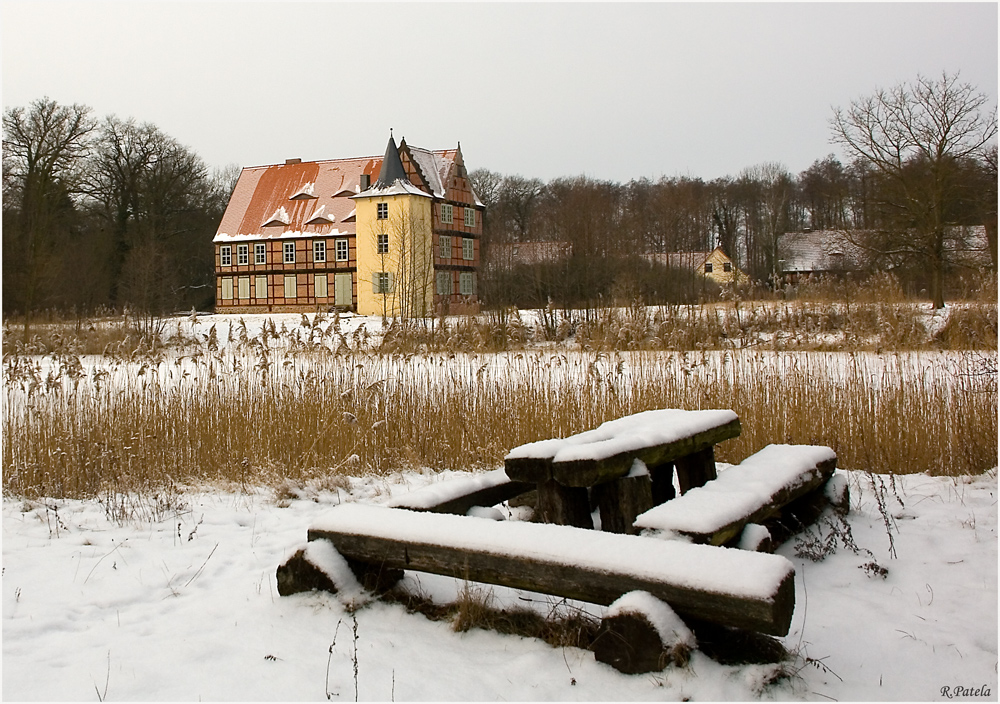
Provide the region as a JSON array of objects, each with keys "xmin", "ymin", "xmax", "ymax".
[{"xmin": 3, "ymin": 2, "xmax": 997, "ymax": 183}]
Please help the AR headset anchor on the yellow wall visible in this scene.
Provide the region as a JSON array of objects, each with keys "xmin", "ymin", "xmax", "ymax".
[
  {"xmin": 355, "ymin": 193, "xmax": 434, "ymax": 317},
  {"xmin": 704, "ymin": 248, "xmax": 743, "ymax": 285}
]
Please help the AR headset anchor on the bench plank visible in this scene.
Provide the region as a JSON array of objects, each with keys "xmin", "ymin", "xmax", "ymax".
[
  {"xmin": 634, "ymin": 444, "xmax": 837, "ymax": 546},
  {"xmin": 387, "ymin": 468, "xmax": 533, "ymax": 515},
  {"xmin": 308, "ymin": 503, "xmax": 796, "ymax": 636}
]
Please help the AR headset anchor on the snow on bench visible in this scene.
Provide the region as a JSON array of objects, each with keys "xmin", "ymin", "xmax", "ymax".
[
  {"xmin": 304, "ymin": 503, "xmax": 797, "ymax": 636},
  {"xmin": 505, "ymin": 408, "xmax": 741, "ymax": 487},
  {"xmin": 503, "ymin": 408, "xmax": 742, "ymax": 531},
  {"xmin": 386, "ymin": 468, "xmax": 533, "ymax": 515},
  {"xmin": 634, "ymin": 444, "xmax": 838, "ymax": 546}
]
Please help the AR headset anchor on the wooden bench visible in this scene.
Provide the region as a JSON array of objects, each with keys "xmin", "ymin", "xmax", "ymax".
[
  {"xmin": 634, "ymin": 444, "xmax": 839, "ymax": 546},
  {"xmin": 300, "ymin": 503, "xmax": 797, "ymax": 637},
  {"xmin": 504, "ymin": 409, "xmax": 742, "ymax": 532}
]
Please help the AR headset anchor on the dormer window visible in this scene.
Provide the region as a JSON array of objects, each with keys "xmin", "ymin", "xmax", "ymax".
[
  {"xmin": 290, "ymin": 183, "xmax": 316, "ymax": 200},
  {"xmin": 263, "ymin": 207, "xmax": 290, "ymax": 227},
  {"xmin": 306, "ymin": 205, "xmax": 334, "ymax": 225}
]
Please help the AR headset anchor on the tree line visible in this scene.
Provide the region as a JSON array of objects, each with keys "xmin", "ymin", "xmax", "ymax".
[
  {"xmin": 3, "ymin": 73, "xmax": 995, "ymax": 324},
  {"xmin": 3, "ymin": 98, "xmax": 238, "ymax": 328},
  {"xmin": 472, "ymin": 72, "xmax": 996, "ymax": 310}
]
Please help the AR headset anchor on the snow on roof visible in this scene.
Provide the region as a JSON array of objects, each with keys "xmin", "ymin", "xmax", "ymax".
[
  {"xmin": 214, "ymin": 140, "xmax": 482, "ymax": 243},
  {"xmin": 505, "ymin": 409, "xmax": 739, "ymax": 465},
  {"xmin": 351, "ymin": 179, "xmax": 432, "ymax": 199},
  {"xmin": 214, "ymin": 156, "xmax": 382, "ymax": 242},
  {"xmin": 643, "ymin": 251, "xmax": 718, "ymax": 270},
  {"xmin": 633, "ymin": 444, "xmax": 837, "ymax": 536},
  {"xmin": 290, "ymin": 182, "xmax": 316, "ymax": 199},
  {"xmin": 310, "ymin": 502, "xmax": 795, "ymax": 601},
  {"xmin": 305, "ymin": 204, "xmax": 333, "ymax": 224},
  {"xmin": 777, "ymin": 231, "xmax": 863, "ymax": 274},
  {"xmin": 263, "ymin": 206, "xmax": 290, "ymax": 227},
  {"xmin": 407, "ymin": 145, "xmax": 448, "ymax": 198}
]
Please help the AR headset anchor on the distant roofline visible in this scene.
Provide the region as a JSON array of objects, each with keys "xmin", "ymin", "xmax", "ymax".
[{"xmin": 241, "ymin": 154, "xmax": 383, "ymax": 170}]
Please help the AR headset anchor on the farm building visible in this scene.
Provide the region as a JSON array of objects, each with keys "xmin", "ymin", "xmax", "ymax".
[
  {"xmin": 644, "ymin": 247, "xmax": 744, "ymax": 285},
  {"xmin": 777, "ymin": 227, "xmax": 993, "ymax": 284},
  {"xmin": 213, "ymin": 135, "xmax": 483, "ymax": 316},
  {"xmin": 776, "ymin": 230, "xmax": 865, "ymax": 283}
]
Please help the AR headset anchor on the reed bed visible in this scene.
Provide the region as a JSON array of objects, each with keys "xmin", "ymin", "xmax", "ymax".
[{"xmin": 4, "ymin": 328, "xmax": 996, "ymax": 500}]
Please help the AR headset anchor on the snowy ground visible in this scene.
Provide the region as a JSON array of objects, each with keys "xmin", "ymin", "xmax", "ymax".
[{"xmin": 3, "ymin": 468, "xmax": 996, "ymax": 701}]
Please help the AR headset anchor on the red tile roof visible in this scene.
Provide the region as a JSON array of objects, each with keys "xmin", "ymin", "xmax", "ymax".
[{"xmin": 214, "ymin": 156, "xmax": 382, "ymax": 242}]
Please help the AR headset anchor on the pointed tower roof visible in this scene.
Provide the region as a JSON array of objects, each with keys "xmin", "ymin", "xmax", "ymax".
[
  {"xmin": 375, "ymin": 134, "xmax": 408, "ymax": 188},
  {"xmin": 353, "ymin": 133, "xmax": 430, "ymax": 199}
]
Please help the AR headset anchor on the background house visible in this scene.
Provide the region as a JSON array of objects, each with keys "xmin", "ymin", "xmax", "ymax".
[
  {"xmin": 777, "ymin": 226, "xmax": 991, "ymax": 285},
  {"xmin": 776, "ymin": 230, "xmax": 865, "ymax": 283},
  {"xmin": 644, "ymin": 246, "xmax": 743, "ymax": 285},
  {"xmin": 213, "ymin": 135, "xmax": 482, "ymax": 316}
]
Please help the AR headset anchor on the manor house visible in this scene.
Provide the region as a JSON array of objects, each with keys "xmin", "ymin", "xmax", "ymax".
[{"xmin": 213, "ymin": 135, "xmax": 482, "ymax": 317}]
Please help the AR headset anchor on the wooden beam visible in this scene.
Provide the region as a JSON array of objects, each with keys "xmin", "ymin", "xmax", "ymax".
[{"xmin": 308, "ymin": 505, "xmax": 796, "ymax": 635}]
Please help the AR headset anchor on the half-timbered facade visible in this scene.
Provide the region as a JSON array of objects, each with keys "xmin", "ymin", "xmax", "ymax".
[{"xmin": 213, "ymin": 135, "xmax": 482, "ymax": 316}]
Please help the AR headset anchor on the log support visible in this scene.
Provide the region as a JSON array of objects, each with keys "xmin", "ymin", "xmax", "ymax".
[
  {"xmin": 593, "ymin": 474, "xmax": 653, "ymax": 535},
  {"xmin": 649, "ymin": 462, "xmax": 676, "ymax": 505},
  {"xmin": 675, "ymin": 446, "xmax": 717, "ymax": 494},
  {"xmin": 536, "ymin": 479, "xmax": 592, "ymax": 528}
]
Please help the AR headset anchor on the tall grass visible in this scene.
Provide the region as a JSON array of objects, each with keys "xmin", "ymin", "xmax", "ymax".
[{"xmin": 4, "ymin": 320, "xmax": 996, "ymax": 500}]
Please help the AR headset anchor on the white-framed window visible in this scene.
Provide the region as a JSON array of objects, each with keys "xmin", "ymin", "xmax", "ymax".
[
  {"xmin": 255, "ymin": 275, "xmax": 267, "ymax": 299},
  {"xmin": 377, "ymin": 233, "xmax": 389, "ymax": 254},
  {"xmin": 464, "ymin": 207, "xmax": 475, "ymax": 228},
  {"xmin": 220, "ymin": 245, "xmax": 232, "ymax": 267},
  {"xmin": 238, "ymin": 276, "xmax": 250, "ymax": 299},
  {"xmin": 221, "ymin": 277, "xmax": 233, "ymax": 300},
  {"xmin": 335, "ymin": 238, "xmax": 349, "ymax": 262},
  {"xmin": 436, "ymin": 270, "xmax": 452, "ymax": 296},
  {"xmin": 459, "ymin": 271, "xmax": 476, "ymax": 296},
  {"xmin": 462, "ymin": 237, "xmax": 474, "ymax": 261},
  {"xmin": 315, "ymin": 273, "xmax": 328, "ymax": 298},
  {"xmin": 284, "ymin": 242, "xmax": 296, "ymax": 263},
  {"xmin": 237, "ymin": 244, "xmax": 249, "ymax": 266},
  {"xmin": 284, "ymin": 274, "xmax": 297, "ymax": 299},
  {"xmin": 313, "ymin": 240, "xmax": 326, "ymax": 263},
  {"xmin": 254, "ymin": 243, "xmax": 266, "ymax": 265},
  {"xmin": 439, "ymin": 235, "xmax": 451, "ymax": 259},
  {"xmin": 440, "ymin": 203, "xmax": 453, "ymax": 224},
  {"xmin": 377, "ymin": 202, "xmax": 388, "ymax": 220},
  {"xmin": 373, "ymin": 272, "xmax": 394, "ymax": 294}
]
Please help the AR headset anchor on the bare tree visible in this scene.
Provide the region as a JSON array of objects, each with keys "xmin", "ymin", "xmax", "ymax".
[
  {"xmin": 85, "ymin": 116, "xmax": 211, "ymax": 319},
  {"xmin": 3, "ymin": 97, "xmax": 96, "ymax": 336},
  {"xmin": 831, "ymin": 71, "xmax": 997, "ymax": 308}
]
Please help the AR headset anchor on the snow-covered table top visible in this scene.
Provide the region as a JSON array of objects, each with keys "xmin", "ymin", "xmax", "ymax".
[{"xmin": 505, "ymin": 408, "xmax": 741, "ymax": 487}]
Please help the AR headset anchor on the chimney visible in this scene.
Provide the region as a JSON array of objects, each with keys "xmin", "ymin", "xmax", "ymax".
[
  {"xmin": 360, "ymin": 173, "xmax": 371, "ymax": 191},
  {"xmin": 285, "ymin": 158, "xmax": 301, "ymax": 165}
]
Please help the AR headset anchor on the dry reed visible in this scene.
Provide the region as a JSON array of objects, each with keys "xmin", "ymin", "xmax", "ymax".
[{"xmin": 3, "ymin": 315, "xmax": 996, "ymax": 500}]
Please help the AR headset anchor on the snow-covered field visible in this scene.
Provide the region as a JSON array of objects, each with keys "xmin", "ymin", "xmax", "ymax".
[{"xmin": 3, "ymin": 467, "xmax": 996, "ymax": 701}]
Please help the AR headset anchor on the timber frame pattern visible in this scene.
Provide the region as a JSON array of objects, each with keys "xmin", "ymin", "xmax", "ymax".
[{"xmin": 213, "ymin": 135, "xmax": 483, "ymax": 316}]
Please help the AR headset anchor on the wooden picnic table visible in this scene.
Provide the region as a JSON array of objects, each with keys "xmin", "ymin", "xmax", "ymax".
[{"xmin": 504, "ymin": 409, "xmax": 742, "ymax": 533}]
